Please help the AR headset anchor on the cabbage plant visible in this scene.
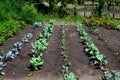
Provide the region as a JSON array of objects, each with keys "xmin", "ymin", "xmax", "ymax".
[
  {"xmin": 102, "ymin": 69, "xmax": 120, "ymax": 80},
  {"xmin": 40, "ymin": 30, "xmax": 51, "ymax": 38},
  {"xmin": 0, "ymin": 50, "xmax": 4, "ymax": 60},
  {"xmin": 33, "ymin": 22, "xmax": 43, "ymax": 28},
  {"xmin": 32, "ymin": 38, "xmax": 48, "ymax": 55},
  {"xmin": 44, "ymin": 24, "xmax": 53, "ymax": 33},
  {"xmin": 30, "ymin": 56, "xmax": 44, "ymax": 70},
  {"xmin": 63, "ymin": 72, "xmax": 78, "ymax": 80},
  {"xmin": 4, "ymin": 51, "xmax": 15, "ymax": 61},
  {"xmin": 0, "ymin": 62, "xmax": 5, "ymax": 75},
  {"xmin": 13, "ymin": 42, "xmax": 22, "ymax": 50},
  {"xmin": 77, "ymin": 23, "xmax": 108, "ymax": 69},
  {"xmin": 116, "ymin": 25, "xmax": 120, "ymax": 30},
  {"xmin": 22, "ymin": 33, "xmax": 33, "ymax": 43}
]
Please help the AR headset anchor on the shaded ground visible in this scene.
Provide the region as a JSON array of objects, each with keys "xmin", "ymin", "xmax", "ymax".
[{"xmin": 0, "ymin": 22, "xmax": 120, "ymax": 80}]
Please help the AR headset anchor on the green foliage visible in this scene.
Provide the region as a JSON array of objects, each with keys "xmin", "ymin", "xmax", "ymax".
[
  {"xmin": 0, "ymin": 0, "xmax": 38, "ymax": 24},
  {"xmin": 97, "ymin": 0, "xmax": 105, "ymax": 16},
  {"xmin": 86, "ymin": 22, "xmax": 100, "ymax": 35},
  {"xmin": 0, "ymin": 0, "xmax": 37, "ymax": 45},
  {"xmin": 102, "ymin": 69, "xmax": 120, "ymax": 80},
  {"xmin": 0, "ymin": 0, "xmax": 25, "ymax": 21},
  {"xmin": 86, "ymin": 17, "xmax": 120, "ymax": 30},
  {"xmin": 116, "ymin": 25, "xmax": 120, "ymax": 30},
  {"xmin": 78, "ymin": 0, "xmax": 86, "ymax": 4},
  {"xmin": 32, "ymin": 38, "xmax": 48, "ymax": 55},
  {"xmin": 76, "ymin": 23, "xmax": 108, "ymax": 70},
  {"xmin": 0, "ymin": 20, "xmax": 26, "ymax": 45},
  {"xmin": 0, "ymin": 37, "xmax": 5, "ymax": 45},
  {"xmin": 31, "ymin": 20, "xmax": 55, "ymax": 70},
  {"xmin": 58, "ymin": 1, "xmax": 69, "ymax": 18},
  {"xmin": 61, "ymin": 22, "xmax": 78, "ymax": 80},
  {"xmin": 63, "ymin": 72, "xmax": 78, "ymax": 80},
  {"xmin": 39, "ymin": 24, "xmax": 54, "ymax": 38},
  {"xmin": 30, "ymin": 56, "xmax": 44, "ymax": 70},
  {"xmin": 0, "ymin": 20, "xmax": 18, "ymax": 45},
  {"xmin": 20, "ymin": 4, "xmax": 38, "ymax": 24}
]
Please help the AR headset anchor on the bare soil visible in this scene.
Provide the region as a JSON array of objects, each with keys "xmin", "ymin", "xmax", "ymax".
[
  {"xmin": 83, "ymin": 24, "xmax": 120, "ymax": 70},
  {"xmin": 0, "ymin": 22, "xmax": 120, "ymax": 80}
]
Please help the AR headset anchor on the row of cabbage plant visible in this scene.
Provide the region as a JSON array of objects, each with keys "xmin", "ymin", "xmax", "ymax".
[
  {"xmin": 30, "ymin": 20, "xmax": 55, "ymax": 70},
  {"xmin": 0, "ymin": 21, "xmax": 43, "ymax": 75},
  {"xmin": 76, "ymin": 23, "xmax": 108, "ymax": 70},
  {"xmin": 86, "ymin": 22, "xmax": 120, "ymax": 80},
  {"xmin": 0, "ymin": 33, "xmax": 34, "ymax": 75},
  {"xmin": 61, "ymin": 22, "xmax": 79, "ymax": 80},
  {"xmin": 76, "ymin": 23, "xmax": 120, "ymax": 80},
  {"xmin": 86, "ymin": 22, "xmax": 100, "ymax": 35}
]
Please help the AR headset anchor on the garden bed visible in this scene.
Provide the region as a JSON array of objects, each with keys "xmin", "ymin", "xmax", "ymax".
[{"xmin": 0, "ymin": 22, "xmax": 120, "ymax": 80}]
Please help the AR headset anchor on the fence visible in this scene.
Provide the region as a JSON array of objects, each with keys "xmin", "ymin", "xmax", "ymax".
[{"xmin": 68, "ymin": 5, "xmax": 120, "ymax": 19}]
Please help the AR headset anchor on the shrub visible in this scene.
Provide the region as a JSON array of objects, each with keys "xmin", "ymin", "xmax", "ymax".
[{"xmin": 20, "ymin": 4, "xmax": 38, "ymax": 24}]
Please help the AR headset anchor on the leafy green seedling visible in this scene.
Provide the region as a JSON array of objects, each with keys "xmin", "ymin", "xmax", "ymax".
[{"xmin": 30, "ymin": 56, "xmax": 44, "ymax": 70}]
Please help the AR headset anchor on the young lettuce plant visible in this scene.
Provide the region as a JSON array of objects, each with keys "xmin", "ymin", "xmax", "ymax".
[
  {"xmin": 102, "ymin": 69, "xmax": 120, "ymax": 80},
  {"xmin": 85, "ymin": 42, "xmax": 99, "ymax": 55},
  {"xmin": 40, "ymin": 30, "xmax": 51, "ymax": 38},
  {"xmin": 63, "ymin": 72, "xmax": 79, "ymax": 80},
  {"xmin": 30, "ymin": 56, "xmax": 44, "ymax": 70},
  {"xmin": 81, "ymin": 35, "xmax": 91, "ymax": 45},
  {"xmin": 92, "ymin": 54, "xmax": 108, "ymax": 70},
  {"xmin": 61, "ymin": 52, "xmax": 67, "ymax": 61},
  {"xmin": 44, "ymin": 24, "xmax": 53, "ymax": 33},
  {"xmin": 115, "ymin": 25, "xmax": 120, "ymax": 30},
  {"xmin": 77, "ymin": 23, "xmax": 108, "ymax": 70},
  {"xmin": 49, "ymin": 20, "xmax": 55, "ymax": 25},
  {"xmin": 32, "ymin": 38, "xmax": 48, "ymax": 55},
  {"xmin": 86, "ymin": 22, "xmax": 100, "ymax": 35}
]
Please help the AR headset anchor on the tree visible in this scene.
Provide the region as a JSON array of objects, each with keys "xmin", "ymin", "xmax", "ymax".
[{"xmin": 97, "ymin": 0, "xmax": 105, "ymax": 16}]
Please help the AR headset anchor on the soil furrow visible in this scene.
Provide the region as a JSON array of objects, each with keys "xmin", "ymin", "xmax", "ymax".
[
  {"xmin": 22, "ymin": 23, "xmax": 63, "ymax": 80},
  {"xmin": 83, "ymin": 24, "xmax": 120, "ymax": 70},
  {"xmin": 66, "ymin": 23, "xmax": 102, "ymax": 80},
  {"xmin": 1, "ymin": 26, "xmax": 43, "ymax": 80}
]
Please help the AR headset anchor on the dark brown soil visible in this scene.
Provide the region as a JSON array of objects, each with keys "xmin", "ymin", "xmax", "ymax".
[
  {"xmin": 66, "ymin": 23, "xmax": 102, "ymax": 80},
  {"xmin": 0, "ymin": 25, "xmax": 43, "ymax": 79},
  {"xmin": 0, "ymin": 22, "xmax": 120, "ymax": 80},
  {"xmin": 83, "ymin": 24, "xmax": 120, "ymax": 70}
]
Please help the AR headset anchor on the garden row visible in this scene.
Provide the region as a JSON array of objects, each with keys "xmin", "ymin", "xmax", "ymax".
[
  {"xmin": 76, "ymin": 23, "xmax": 120, "ymax": 80},
  {"xmin": 0, "ymin": 22, "xmax": 43, "ymax": 75},
  {"xmin": 61, "ymin": 22, "xmax": 79, "ymax": 80},
  {"xmin": 30, "ymin": 20, "xmax": 55, "ymax": 70}
]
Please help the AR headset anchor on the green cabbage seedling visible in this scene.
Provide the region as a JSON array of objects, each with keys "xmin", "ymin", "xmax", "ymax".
[
  {"xmin": 30, "ymin": 56, "xmax": 44, "ymax": 70},
  {"xmin": 63, "ymin": 72, "xmax": 78, "ymax": 80}
]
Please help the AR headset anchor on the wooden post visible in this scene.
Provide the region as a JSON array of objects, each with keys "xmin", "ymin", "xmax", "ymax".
[
  {"xmin": 113, "ymin": 0, "xmax": 115, "ymax": 18},
  {"xmin": 84, "ymin": 4, "xmax": 86, "ymax": 17}
]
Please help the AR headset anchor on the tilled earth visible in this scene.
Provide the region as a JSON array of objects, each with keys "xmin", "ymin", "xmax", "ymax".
[{"xmin": 0, "ymin": 22, "xmax": 120, "ymax": 80}]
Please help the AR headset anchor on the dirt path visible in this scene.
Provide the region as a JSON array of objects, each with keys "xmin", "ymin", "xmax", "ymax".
[{"xmin": 66, "ymin": 23, "xmax": 102, "ymax": 80}]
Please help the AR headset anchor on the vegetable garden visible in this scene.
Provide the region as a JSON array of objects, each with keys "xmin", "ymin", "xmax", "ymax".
[
  {"xmin": 0, "ymin": 0, "xmax": 120, "ymax": 80},
  {"xmin": 0, "ymin": 20, "xmax": 120, "ymax": 80}
]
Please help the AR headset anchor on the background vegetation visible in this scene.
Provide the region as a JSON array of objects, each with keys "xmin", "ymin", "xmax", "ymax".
[{"xmin": 0, "ymin": 0, "xmax": 120, "ymax": 45}]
